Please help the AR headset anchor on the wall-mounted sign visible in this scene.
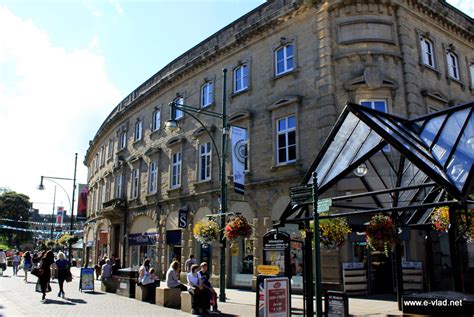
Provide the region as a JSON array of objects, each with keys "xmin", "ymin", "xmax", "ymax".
[
  {"xmin": 128, "ymin": 232, "xmax": 159, "ymax": 246},
  {"xmin": 178, "ymin": 207, "xmax": 188, "ymax": 228},
  {"xmin": 257, "ymin": 265, "xmax": 280, "ymax": 276}
]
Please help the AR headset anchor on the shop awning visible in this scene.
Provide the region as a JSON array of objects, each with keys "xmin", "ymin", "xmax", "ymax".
[{"xmin": 279, "ymin": 101, "xmax": 474, "ymax": 226}]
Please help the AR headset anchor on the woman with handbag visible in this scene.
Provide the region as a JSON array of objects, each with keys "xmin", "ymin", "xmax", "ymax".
[
  {"xmin": 55, "ymin": 252, "xmax": 69, "ymax": 298},
  {"xmin": 37, "ymin": 250, "xmax": 54, "ymax": 301}
]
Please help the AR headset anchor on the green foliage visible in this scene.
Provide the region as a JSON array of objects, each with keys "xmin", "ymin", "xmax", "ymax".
[{"xmin": 0, "ymin": 191, "xmax": 33, "ymax": 247}]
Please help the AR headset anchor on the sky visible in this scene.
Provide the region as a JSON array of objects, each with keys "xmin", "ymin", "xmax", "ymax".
[{"xmin": 0, "ymin": 0, "xmax": 472, "ymax": 217}]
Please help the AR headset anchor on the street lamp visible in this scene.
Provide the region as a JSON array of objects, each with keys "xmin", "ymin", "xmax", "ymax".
[
  {"xmin": 166, "ymin": 69, "xmax": 228, "ymax": 302},
  {"xmin": 37, "ymin": 153, "xmax": 78, "ymax": 264}
]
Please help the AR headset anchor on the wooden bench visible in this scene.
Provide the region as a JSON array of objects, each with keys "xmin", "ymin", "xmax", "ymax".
[
  {"xmin": 180, "ymin": 291, "xmax": 192, "ymax": 313},
  {"xmin": 155, "ymin": 285, "xmax": 181, "ymax": 308}
]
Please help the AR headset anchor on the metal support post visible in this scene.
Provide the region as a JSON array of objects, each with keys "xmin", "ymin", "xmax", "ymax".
[
  {"xmin": 312, "ymin": 172, "xmax": 323, "ymax": 317},
  {"xmin": 68, "ymin": 153, "xmax": 78, "ymax": 264},
  {"xmin": 219, "ymin": 68, "xmax": 228, "ymax": 302}
]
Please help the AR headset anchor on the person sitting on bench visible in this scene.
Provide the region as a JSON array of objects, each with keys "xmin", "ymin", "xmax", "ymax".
[{"xmin": 187, "ymin": 264, "xmax": 207, "ymax": 315}]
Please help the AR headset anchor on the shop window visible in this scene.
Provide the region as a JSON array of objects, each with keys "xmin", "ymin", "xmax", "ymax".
[{"xmin": 276, "ymin": 115, "xmax": 297, "ymax": 164}]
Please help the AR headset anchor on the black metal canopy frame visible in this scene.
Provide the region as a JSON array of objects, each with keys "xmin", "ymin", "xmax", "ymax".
[{"xmin": 277, "ymin": 101, "xmax": 474, "ymax": 313}]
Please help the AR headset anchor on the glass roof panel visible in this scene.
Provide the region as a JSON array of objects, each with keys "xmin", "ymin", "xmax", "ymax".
[
  {"xmin": 432, "ymin": 109, "xmax": 470, "ymax": 167},
  {"xmin": 446, "ymin": 115, "xmax": 474, "ymax": 191},
  {"xmin": 352, "ymin": 130, "xmax": 383, "ymax": 163},
  {"xmin": 316, "ymin": 112, "xmax": 359, "ymax": 186},
  {"xmin": 420, "ymin": 115, "xmax": 447, "ymax": 147},
  {"xmin": 322, "ymin": 121, "xmax": 371, "ymax": 186}
]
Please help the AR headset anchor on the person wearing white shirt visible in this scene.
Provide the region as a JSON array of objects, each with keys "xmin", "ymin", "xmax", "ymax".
[{"xmin": 186, "ymin": 264, "xmax": 206, "ymax": 314}]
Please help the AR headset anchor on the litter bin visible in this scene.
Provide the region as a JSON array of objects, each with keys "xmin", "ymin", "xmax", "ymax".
[{"xmin": 116, "ymin": 268, "xmax": 139, "ymax": 298}]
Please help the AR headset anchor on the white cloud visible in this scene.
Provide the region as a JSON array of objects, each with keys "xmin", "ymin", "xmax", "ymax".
[
  {"xmin": 92, "ymin": 10, "xmax": 102, "ymax": 17},
  {"xmin": 446, "ymin": 0, "xmax": 474, "ymax": 17},
  {"xmin": 89, "ymin": 35, "xmax": 99, "ymax": 50},
  {"xmin": 0, "ymin": 6, "xmax": 121, "ymax": 213},
  {"xmin": 109, "ymin": 0, "xmax": 124, "ymax": 16}
]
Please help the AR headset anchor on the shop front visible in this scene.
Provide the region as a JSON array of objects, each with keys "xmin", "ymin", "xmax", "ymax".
[
  {"xmin": 96, "ymin": 223, "xmax": 109, "ymax": 263},
  {"xmin": 129, "ymin": 214, "xmax": 158, "ymax": 269},
  {"xmin": 84, "ymin": 227, "xmax": 94, "ymax": 267},
  {"xmin": 229, "ymin": 201, "xmax": 255, "ymax": 288},
  {"xmin": 165, "ymin": 210, "xmax": 182, "ymax": 265}
]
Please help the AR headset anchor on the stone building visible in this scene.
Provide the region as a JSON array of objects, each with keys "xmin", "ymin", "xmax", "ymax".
[{"xmin": 84, "ymin": 0, "xmax": 473, "ymax": 292}]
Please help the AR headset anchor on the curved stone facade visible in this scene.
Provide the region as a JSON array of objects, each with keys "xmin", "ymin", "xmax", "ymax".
[{"xmin": 84, "ymin": 0, "xmax": 473, "ymax": 290}]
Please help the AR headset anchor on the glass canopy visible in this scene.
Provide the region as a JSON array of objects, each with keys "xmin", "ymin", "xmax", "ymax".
[{"xmin": 280, "ymin": 101, "xmax": 474, "ymax": 224}]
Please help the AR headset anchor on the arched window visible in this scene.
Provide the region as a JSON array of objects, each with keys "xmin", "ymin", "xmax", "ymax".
[
  {"xmin": 134, "ymin": 120, "xmax": 142, "ymax": 141},
  {"xmin": 152, "ymin": 110, "xmax": 160, "ymax": 131},
  {"xmin": 420, "ymin": 35, "xmax": 435, "ymax": 68},
  {"xmin": 446, "ymin": 51, "xmax": 459, "ymax": 80}
]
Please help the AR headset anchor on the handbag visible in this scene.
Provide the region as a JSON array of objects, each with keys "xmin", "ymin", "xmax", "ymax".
[
  {"xmin": 31, "ymin": 267, "xmax": 43, "ymax": 277},
  {"xmin": 35, "ymin": 280, "xmax": 52, "ymax": 293},
  {"xmin": 66, "ymin": 270, "xmax": 73, "ymax": 282}
]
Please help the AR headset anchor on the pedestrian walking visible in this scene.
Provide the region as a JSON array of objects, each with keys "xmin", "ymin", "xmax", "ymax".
[
  {"xmin": 37, "ymin": 250, "xmax": 54, "ymax": 301},
  {"xmin": 184, "ymin": 254, "xmax": 197, "ymax": 273},
  {"xmin": 55, "ymin": 252, "xmax": 69, "ymax": 298},
  {"xmin": 0, "ymin": 249, "xmax": 6, "ymax": 276},
  {"xmin": 22, "ymin": 251, "xmax": 32, "ymax": 283},
  {"xmin": 12, "ymin": 251, "xmax": 20, "ymax": 276}
]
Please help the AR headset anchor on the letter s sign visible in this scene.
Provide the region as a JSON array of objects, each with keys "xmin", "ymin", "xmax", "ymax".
[{"xmin": 178, "ymin": 208, "xmax": 187, "ymax": 228}]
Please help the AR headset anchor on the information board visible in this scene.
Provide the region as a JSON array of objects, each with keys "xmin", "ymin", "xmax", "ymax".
[
  {"xmin": 264, "ymin": 277, "xmax": 290, "ymax": 317},
  {"xmin": 79, "ymin": 267, "xmax": 95, "ymax": 291},
  {"xmin": 325, "ymin": 291, "xmax": 348, "ymax": 317}
]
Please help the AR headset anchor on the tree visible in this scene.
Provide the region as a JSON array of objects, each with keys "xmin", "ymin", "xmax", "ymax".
[{"xmin": 0, "ymin": 191, "xmax": 32, "ymax": 248}]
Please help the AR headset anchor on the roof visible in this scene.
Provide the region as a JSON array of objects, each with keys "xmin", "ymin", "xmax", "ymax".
[{"xmin": 279, "ymin": 101, "xmax": 474, "ymax": 225}]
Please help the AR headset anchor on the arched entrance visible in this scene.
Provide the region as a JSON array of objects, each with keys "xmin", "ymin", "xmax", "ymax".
[{"xmin": 129, "ymin": 214, "xmax": 158, "ymax": 269}]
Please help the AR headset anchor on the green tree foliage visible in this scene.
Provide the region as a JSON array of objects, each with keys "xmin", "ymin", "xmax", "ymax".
[{"xmin": 0, "ymin": 191, "xmax": 32, "ymax": 248}]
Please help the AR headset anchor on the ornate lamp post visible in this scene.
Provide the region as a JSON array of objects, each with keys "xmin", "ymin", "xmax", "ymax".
[{"xmin": 165, "ymin": 69, "xmax": 228, "ymax": 302}]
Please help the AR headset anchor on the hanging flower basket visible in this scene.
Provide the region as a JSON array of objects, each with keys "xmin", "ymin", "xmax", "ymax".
[
  {"xmin": 193, "ymin": 219, "xmax": 220, "ymax": 244},
  {"xmin": 431, "ymin": 206, "xmax": 450, "ymax": 233},
  {"xmin": 58, "ymin": 233, "xmax": 79, "ymax": 246},
  {"xmin": 365, "ymin": 214, "xmax": 397, "ymax": 256},
  {"xmin": 319, "ymin": 218, "xmax": 351, "ymax": 251},
  {"xmin": 224, "ymin": 215, "xmax": 252, "ymax": 242}
]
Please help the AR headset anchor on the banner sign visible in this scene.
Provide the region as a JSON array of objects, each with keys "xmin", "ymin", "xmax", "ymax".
[
  {"xmin": 264, "ymin": 277, "xmax": 290, "ymax": 317},
  {"xmin": 231, "ymin": 126, "xmax": 248, "ymax": 195},
  {"xmin": 178, "ymin": 207, "xmax": 187, "ymax": 229},
  {"xmin": 128, "ymin": 232, "xmax": 159, "ymax": 246},
  {"xmin": 77, "ymin": 184, "xmax": 88, "ymax": 219},
  {"xmin": 56, "ymin": 206, "xmax": 64, "ymax": 225},
  {"xmin": 79, "ymin": 267, "xmax": 95, "ymax": 291}
]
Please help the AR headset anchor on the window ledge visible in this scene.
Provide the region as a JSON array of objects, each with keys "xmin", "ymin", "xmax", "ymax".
[
  {"xmin": 270, "ymin": 160, "xmax": 302, "ymax": 171},
  {"xmin": 230, "ymin": 88, "xmax": 251, "ymax": 98},
  {"xmin": 167, "ymin": 186, "xmax": 182, "ymax": 194},
  {"xmin": 132, "ymin": 139, "xmax": 143, "ymax": 146},
  {"xmin": 200, "ymin": 102, "xmax": 215, "ymax": 109},
  {"xmin": 446, "ymin": 76, "xmax": 465, "ymax": 89},
  {"xmin": 150, "ymin": 129, "xmax": 161, "ymax": 137},
  {"xmin": 127, "ymin": 197, "xmax": 140, "ymax": 204},
  {"xmin": 117, "ymin": 147, "xmax": 127, "ymax": 155},
  {"xmin": 419, "ymin": 63, "xmax": 441, "ymax": 78},
  {"xmin": 272, "ymin": 68, "xmax": 299, "ymax": 82},
  {"xmin": 145, "ymin": 192, "xmax": 159, "ymax": 202},
  {"xmin": 192, "ymin": 179, "xmax": 213, "ymax": 188}
]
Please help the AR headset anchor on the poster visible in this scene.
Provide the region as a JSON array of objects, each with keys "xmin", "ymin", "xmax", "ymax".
[
  {"xmin": 79, "ymin": 267, "xmax": 95, "ymax": 291},
  {"xmin": 264, "ymin": 277, "xmax": 290, "ymax": 317}
]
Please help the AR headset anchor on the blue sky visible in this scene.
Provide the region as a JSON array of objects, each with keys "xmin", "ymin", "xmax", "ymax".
[{"xmin": 0, "ymin": 0, "xmax": 471, "ymax": 216}]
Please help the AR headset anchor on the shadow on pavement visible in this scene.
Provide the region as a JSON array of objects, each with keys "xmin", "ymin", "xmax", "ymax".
[
  {"xmin": 65, "ymin": 298, "xmax": 87, "ymax": 304},
  {"xmin": 42, "ymin": 299, "xmax": 75, "ymax": 305},
  {"xmin": 81, "ymin": 291, "xmax": 106, "ymax": 295}
]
